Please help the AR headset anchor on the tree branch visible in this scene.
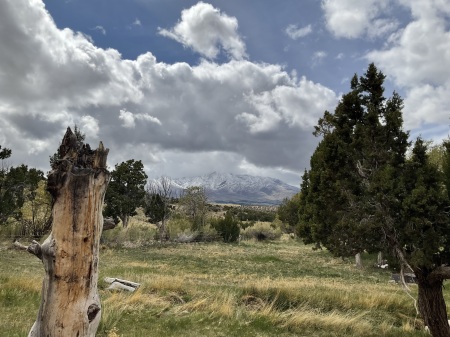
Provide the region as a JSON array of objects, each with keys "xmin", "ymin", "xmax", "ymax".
[
  {"xmin": 13, "ymin": 240, "xmax": 43, "ymax": 260},
  {"xmin": 429, "ymin": 266, "xmax": 450, "ymax": 282}
]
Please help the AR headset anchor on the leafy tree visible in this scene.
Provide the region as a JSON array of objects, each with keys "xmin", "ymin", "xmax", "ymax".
[
  {"xmin": 104, "ymin": 159, "xmax": 148, "ymax": 228},
  {"xmin": 212, "ymin": 211, "xmax": 240, "ymax": 242},
  {"xmin": 19, "ymin": 179, "xmax": 52, "ymax": 238},
  {"xmin": 144, "ymin": 176, "xmax": 173, "ymax": 241},
  {"xmin": 299, "ymin": 64, "xmax": 450, "ymax": 337},
  {"xmin": 179, "ymin": 186, "xmax": 208, "ymax": 232}
]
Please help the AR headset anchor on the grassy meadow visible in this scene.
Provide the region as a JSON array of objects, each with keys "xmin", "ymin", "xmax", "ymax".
[{"xmin": 1, "ymin": 230, "xmax": 445, "ymax": 337}]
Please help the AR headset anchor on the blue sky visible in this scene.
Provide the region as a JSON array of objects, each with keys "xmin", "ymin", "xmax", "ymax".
[{"xmin": 0, "ymin": 0, "xmax": 449, "ymax": 186}]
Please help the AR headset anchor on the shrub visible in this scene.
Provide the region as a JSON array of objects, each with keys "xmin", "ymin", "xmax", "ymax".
[
  {"xmin": 241, "ymin": 221, "xmax": 281, "ymax": 241},
  {"xmin": 101, "ymin": 221, "xmax": 156, "ymax": 247},
  {"xmin": 211, "ymin": 211, "xmax": 240, "ymax": 243},
  {"xmin": 166, "ymin": 216, "xmax": 192, "ymax": 239}
]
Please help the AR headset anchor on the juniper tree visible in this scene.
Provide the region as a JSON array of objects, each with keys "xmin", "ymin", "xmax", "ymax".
[
  {"xmin": 298, "ymin": 64, "xmax": 450, "ymax": 337},
  {"xmin": 398, "ymin": 139, "xmax": 450, "ymax": 337},
  {"xmin": 212, "ymin": 211, "xmax": 240, "ymax": 243},
  {"xmin": 104, "ymin": 159, "xmax": 148, "ymax": 228}
]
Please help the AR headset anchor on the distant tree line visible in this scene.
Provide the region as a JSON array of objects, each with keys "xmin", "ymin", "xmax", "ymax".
[
  {"xmin": 0, "ymin": 146, "xmax": 52, "ymax": 238},
  {"xmin": 223, "ymin": 205, "xmax": 276, "ymax": 223}
]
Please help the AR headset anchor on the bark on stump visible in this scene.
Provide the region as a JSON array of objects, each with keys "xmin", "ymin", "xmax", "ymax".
[
  {"xmin": 28, "ymin": 128, "xmax": 109, "ymax": 337},
  {"xmin": 416, "ymin": 269, "xmax": 450, "ymax": 337}
]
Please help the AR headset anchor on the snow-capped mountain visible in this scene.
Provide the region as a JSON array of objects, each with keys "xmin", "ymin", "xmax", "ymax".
[{"xmin": 166, "ymin": 172, "xmax": 299, "ymax": 205}]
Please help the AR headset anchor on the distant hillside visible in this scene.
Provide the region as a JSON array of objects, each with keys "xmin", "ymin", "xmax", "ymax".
[{"xmin": 166, "ymin": 172, "xmax": 299, "ymax": 205}]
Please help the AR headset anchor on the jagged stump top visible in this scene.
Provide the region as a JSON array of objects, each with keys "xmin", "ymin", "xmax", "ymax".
[{"xmin": 47, "ymin": 127, "xmax": 109, "ymax": 200}]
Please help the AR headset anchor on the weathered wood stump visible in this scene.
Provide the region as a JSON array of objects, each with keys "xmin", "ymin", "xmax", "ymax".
[{"xmin": 27, "ymin": 128, "xmax": 109, "ymax": 337}]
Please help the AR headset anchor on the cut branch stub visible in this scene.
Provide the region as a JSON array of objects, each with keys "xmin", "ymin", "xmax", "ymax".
[{"xmin": 28, "ymin": 127, "xmax": 110, "ymax": 337}]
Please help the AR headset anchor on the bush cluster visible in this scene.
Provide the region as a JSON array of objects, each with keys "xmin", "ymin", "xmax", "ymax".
[
  {"xmin": 241, "ymin": 221, "xmax": 282, "ymax": 241},
  {"xmin": 210, "ymin": 211, "xmax": 240, "ymax": 243}
]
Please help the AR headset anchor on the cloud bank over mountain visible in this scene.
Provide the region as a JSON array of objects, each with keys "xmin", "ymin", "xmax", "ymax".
[{"xmin": 0, "ymin": 0, "xmax": 449, "ymax": 187}]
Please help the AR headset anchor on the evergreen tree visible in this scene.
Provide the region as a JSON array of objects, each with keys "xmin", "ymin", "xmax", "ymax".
[
  {"xmin": 277, "ymin": 193, "xmax": 301, "ymax": 231},
  {"xmin": 442, "ymin": 140, "xmax": 450, "ymax": 200},
  {"xmin": 299, "ymin": 64, "xmax": 450, "ymax": 337},
  {"xmin": 297, "ymin": 170, "xmax": 316, "ymax": 246},
  {"xmin": 0, "ymin": 146, "xmax": 45, "ymax": 225},
  {"xmin": 212, "ymin": 211, "xmax": 240, "ymax": 243},
  {"xmin": 400, "ymin": 139, "xmax": 450, "ymax": 337},
  {"xmin": 104, "ymin": 160, "xmax": 148, "ymax": 228}
]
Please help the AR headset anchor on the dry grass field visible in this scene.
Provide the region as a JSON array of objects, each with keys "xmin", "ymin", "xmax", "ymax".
[{"xmin": 0, "ymin": 233, "xmax": 444, "ymax": 337}]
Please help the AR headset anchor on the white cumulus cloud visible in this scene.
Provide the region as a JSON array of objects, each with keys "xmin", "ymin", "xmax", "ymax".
[
  {"xmin": 322, "ymin": 0, "xmax": 398, "ymax": 39},
  {"xmin": 158, "ymin": 2, "xmax": 247, "ymax": 60},
  {"xmin": 366, "ymin": 0, "xmax": 450, "ymax": 129},
  {"xmin": 0, "ymin": 0, "xmax": 339, "ymax": 185}
]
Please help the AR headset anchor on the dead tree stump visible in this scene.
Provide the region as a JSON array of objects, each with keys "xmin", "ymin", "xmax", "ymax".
[{"xmin": 27, "ymin": 128, "xmax": 109, "ymax": 337}]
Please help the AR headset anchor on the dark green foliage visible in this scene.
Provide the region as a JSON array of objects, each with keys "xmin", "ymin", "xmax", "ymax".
[
  {"xmin": 296, "ymin": 170, "xmax": 315, "ymax": 245},
  {"xmin": 277, "ymin": 194, "xmax": 300, "ymax": 231},
  {"xmin": 104, "ymin": 159, "xmax": 148, "ymax": 227},
  {"xmin": 49, "ymin": 125, "xmax": 85, "ymax": 169},
  {"xmin": 145, "ymin": 193, "xmax": 166, "ymax": 224},
  {"xmin": 299, "ymin": 63, "xmax": 450, "ymax": 337},
  {"xmin": 400, "ymin": 138, "xmax": 450, "ymax": 268},
  {"xmin": 442, "ymin": 140, "xmax": 450, "ymax": 200},
  {"xmin": 298, "ymin": 63, "xmax": 409, "ymax": 257},
  {"xmin": 0, "ymin": 146, "xmax": 45, "ymax": 225},
  {"xmin": 211, "ymin": 211, "xmax": 240, "ymax": 242},
  {"xmin": 0, "ymin": 146, "xmax": 12, "ymax": 160}
]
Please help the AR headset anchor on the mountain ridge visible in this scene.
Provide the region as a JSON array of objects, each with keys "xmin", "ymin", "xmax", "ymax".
[{"xmin": 162, "ymin": 172, "xmax": 299, "ymax": 205}]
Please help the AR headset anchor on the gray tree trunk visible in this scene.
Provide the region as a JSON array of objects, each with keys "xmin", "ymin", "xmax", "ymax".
[
  {"xmin": 120, "ymin": 215, "xmax": 129, "ymax": 228},
  {"xmin": 355, "ymin": 253, "xmax": 363, "ymax": 269},
  {"xmin": 377, "ymin": 251, "xmax": 383, "ymax": 266},
  {"xmin": 27, "ymin": 128, "xmax": 109, "ymax": 337}
]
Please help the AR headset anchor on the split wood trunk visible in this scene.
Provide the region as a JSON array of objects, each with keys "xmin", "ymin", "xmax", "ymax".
[{"xmin": 28, "ymin": 128, "xmax": 109, "ymax": 337}]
